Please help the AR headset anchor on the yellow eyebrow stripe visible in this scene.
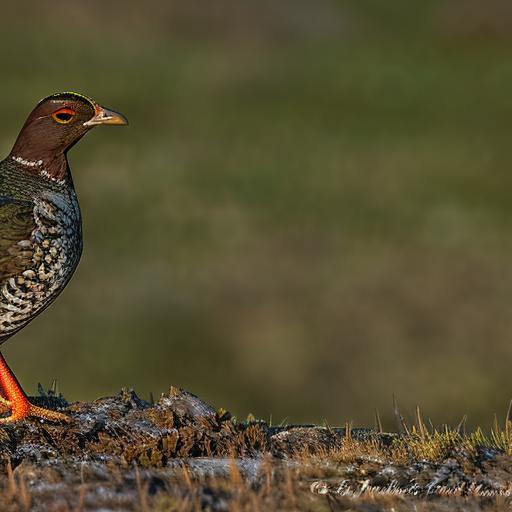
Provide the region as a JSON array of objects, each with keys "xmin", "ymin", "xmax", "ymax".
[{"xmin": 38, "ymin": 92, "xmax": 96, "ymax": 108}]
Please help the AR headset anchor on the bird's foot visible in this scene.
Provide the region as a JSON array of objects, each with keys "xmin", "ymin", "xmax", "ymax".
[
  {"xmin": 0, "ymin": 395, "xmax": 69, "ymax": 423},
  {"xmin": 0, "ymin": 353, "xmax": 69, "ymax": 423}
]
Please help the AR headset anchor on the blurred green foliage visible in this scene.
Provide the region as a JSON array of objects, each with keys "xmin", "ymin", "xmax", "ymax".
[{"xmin": 2, "ymin": 0, "xmax": 512, "ymax": 429}]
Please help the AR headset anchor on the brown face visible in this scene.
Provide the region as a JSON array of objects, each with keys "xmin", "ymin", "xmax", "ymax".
[{"xmin": 10, "ymin": 92, "xmax": 128, "ymax": 169}]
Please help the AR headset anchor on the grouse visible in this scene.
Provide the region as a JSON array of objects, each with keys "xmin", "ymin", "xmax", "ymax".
[{"xmin": 0, "ymin": 92, "xmax": 127, "ymax": 422}]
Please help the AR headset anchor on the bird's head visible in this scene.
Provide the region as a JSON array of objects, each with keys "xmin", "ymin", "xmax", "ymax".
[{"xmin": 9, "ymin": 92, "xmax": 128, "ymax": 181}]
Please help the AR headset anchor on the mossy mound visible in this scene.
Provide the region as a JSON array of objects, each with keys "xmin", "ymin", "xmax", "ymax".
[{"xmin": 0, "ymin": 388, "xmax": 510, "ymax": 511}]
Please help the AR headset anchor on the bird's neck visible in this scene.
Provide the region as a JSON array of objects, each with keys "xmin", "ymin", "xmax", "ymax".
[{"xmin": 8, "ymin": 145, "xmax": 69, "ymax": 184}]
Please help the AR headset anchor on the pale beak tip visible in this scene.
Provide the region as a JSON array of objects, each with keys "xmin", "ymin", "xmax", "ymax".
[{"xmin": 84, "ymin": 106, "xmax": 128, "ymax": 127}]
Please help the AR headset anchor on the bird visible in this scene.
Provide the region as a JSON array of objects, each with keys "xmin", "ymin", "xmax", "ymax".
[{"xmin": 0, "ymin": 92, "xmax": 127, "ymax": 423}]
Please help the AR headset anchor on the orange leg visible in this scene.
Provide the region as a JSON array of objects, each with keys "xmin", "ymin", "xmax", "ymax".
[{"xmin": 0, "ymin": 352, "xmax": 69, "ymax": 423}]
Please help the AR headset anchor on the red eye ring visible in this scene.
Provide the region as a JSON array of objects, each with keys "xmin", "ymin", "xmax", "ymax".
[{"xmin": 52, "ymin": 108, "xmax": 76, "ymax": 124}]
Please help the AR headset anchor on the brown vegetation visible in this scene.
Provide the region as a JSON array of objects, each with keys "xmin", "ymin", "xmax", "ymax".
[{"xmin": 0, "ymin": 387, "xmax": 510, "ymax": 510}]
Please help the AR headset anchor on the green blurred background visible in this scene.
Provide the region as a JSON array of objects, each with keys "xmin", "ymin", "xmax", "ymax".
[{"xmin": 1, "ymin": 0, "xmax": 512, "ymax": 429}]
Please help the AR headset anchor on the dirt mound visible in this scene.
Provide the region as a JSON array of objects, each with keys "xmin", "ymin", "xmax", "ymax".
[{"xmin": 0, "ymin": 388, "xmax": 510, "ymax": 511}]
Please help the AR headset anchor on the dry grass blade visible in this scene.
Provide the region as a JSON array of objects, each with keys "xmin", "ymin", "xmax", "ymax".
[
  {"xmin": 283, "ymin": 466, "xmax": 297, "ymax": 509},
  {"xmin": 374, "ymin": 409, "xmax": 383, "ymax": 434},
  {"xmin": 344, "ymin": 421, "xmax": 352, "ymax": 442},
  {"xmin": 181, "ymin": 466, "xmax": 193, "ymax": 489},
  {"xmin": 393, "ymin": 394, "xmax": 409, "ymax": 436},
  {"xmin": 134, "ymin": 464, "xmax": 149, "ymax": 512},
  {"xmin": 229, "ymin": 458, "xmax": 243, "ymax": 488},
  {"xmin": 415, "ymin": 405, "xmax": 427, "ymax": 441},
  {"xmin": 74, "ymin": 462, "xmax": 87, "ymax": 512},
  {"xmin": 6, "ymin": 458, "xmax": 16, "ymax": 499},
  {"xmin": 18, "ymin": 471, "xmax": 31, "ymax": 512},
  {"xmin": 456, "ymin": 415, "xmax": 467, "ymax": 437},
  {"xmin": 505, "ymin": 399, "xmax": 512, "ymax": 440}
]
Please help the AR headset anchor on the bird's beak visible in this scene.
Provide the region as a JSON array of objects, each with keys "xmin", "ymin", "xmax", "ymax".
[{"xmin": 84, "ymin": 105, "xmax": 128, "ymax": 127}]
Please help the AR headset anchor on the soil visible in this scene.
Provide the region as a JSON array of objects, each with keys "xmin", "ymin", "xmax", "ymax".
[{"xmin": 0, "ymin": 387, "xmax": 510, "ymax": 511}]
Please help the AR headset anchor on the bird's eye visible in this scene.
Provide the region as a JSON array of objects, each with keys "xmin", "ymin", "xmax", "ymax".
[{"xmin": 52, "ymin": 108, "xmax": 76, "ymax": 124}]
